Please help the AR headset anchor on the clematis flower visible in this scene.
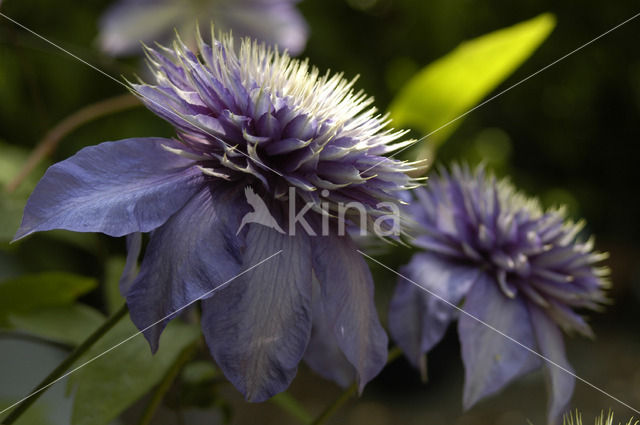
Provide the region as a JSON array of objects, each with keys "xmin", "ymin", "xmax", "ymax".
[
  {"xmin": 15, "ymin": 30, "xmax": 417, "ymax": 401},
  {"xmin": 98, "ymin": 0, "xmax": 308, "ymax": 57},
  {"xmin": 389, "ymin": 164, "xmax": 609, "ymax": 423}
]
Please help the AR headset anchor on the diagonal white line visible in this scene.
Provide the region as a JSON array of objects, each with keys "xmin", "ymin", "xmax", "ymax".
[
  {"xmin": 357, "ymin": 249, "xmax": 640, "ymax": 416},
  {"xmin": 361, "ymin": 10, "xmax": 640, "ymax": 175},
  {"xmin": 0, "ymin": 12, "xmax": 283, "ymax": 177},
  {"xmin": 0, "ymin": 250, "xmax": 283, "ymax": 417}
]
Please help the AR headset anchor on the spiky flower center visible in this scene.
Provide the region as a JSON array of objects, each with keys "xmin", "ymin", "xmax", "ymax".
[
  {"xmin": 133, "ymin": 30, "xmax": 419, "ymax": 220},
  {"xmin": 413, "ymin": 165, "xmax": 608, "ymax": 334}
]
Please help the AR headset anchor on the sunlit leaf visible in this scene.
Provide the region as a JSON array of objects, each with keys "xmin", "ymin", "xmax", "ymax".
[
  {"xmin": 70, "ymin": 317, "xmax": 200, "ymax": 425},
  {"xmin": 9, "ymin": 304, "xmax": 105, "ymax": 346},
  {"xmin": 389, "ymin": 13, "xmax": 555, "ymax": 147},
  {"xmin": 0, "ymin": 272, "xmax": 97, "ymax": 326}
]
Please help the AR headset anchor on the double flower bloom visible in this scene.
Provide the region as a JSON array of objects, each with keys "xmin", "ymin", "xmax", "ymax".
[{"xmin": 15, "ymin": 30, "xmax": 608, "ymax": 422}]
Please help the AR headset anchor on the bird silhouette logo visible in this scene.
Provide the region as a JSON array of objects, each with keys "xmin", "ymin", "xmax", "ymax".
[{"xmin": 236, "ymin": 186, "xmax": 286, "ymax": 235}]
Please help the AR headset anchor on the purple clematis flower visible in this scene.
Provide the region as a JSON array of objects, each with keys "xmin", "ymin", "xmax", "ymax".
[
  {"xmin": 389, "ymin": 164, "xmax": 609, "ymax": 423},
  {"xmin": 98, "ymin": 0, "xmax": 308, "ymax": 57},
  {"xmin": 15, "ymin": 30, "xmax": 418, "ymax": 401}
]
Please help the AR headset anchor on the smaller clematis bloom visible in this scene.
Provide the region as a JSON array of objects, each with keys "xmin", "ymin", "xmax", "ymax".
[
  {"xmin": 16, "ymin": 30, "xmax": 418, "ymax": 401},
  {"xmin": 389, "ymin": 164, "xmax": 609, "ymax": 424},
  {"xmin": 98, "ymin": 0, "xmax": 308, "ymax": 57}
]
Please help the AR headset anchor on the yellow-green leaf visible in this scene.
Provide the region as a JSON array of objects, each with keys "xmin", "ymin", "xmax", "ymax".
[{"xmin": 389, "ymin": 13, "xmax": 556, "ymax": 147}]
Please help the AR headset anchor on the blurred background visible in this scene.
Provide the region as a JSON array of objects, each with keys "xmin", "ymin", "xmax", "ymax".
[{"xmin": 1, "ymin": 0, "xmax": 639, "ymax": 424}]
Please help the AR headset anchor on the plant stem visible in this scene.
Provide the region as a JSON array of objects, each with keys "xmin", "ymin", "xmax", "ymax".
[
  {"xmin": 386, "ymin": 346, "xmax": 404, "ymax": 364},
  {"xmin": 1, "ymin": 303, "xmax": 129, "ymax": 424},
  {"xmin": 310, "ymin": 346, "xmax": 404, "ymax": 425},
  {"xmin": 5, "ymin": 93, "xmax": 141, "ymax": 193},
  {"xmin": 136, "ymin": 340, "xmax": 200, "ymax": 425},
  {"xmin": 310, "ymin": 384, "xmax": 357, "ymax": 425},
  {"xmin": 270, "ymin": 392, "xmax": 313, "ymax": 424}
]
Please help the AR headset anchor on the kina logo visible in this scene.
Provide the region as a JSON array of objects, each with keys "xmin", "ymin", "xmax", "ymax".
[{"xmin": 236, "ymin": 187, "xmax": 286, "ymax": 235}]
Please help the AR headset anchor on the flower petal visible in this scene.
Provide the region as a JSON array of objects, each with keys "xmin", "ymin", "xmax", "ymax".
[
  {"xmin": 528, "ymin": 303, "xmax": 575, "ymax": 424},
  {"xmin": 459, "ymin": 273, "xmax": 541, "ymax": 410},
  {"xmin": 98, "ymin": 0, "xmax": 187, "ymax": 56},
  {"xmin": 14, "ymin": 138, "xmax": 203, "ymax": 240},
  {"xmin": 201, "ymin": 209, "xmax": 312, "ymax": 402},
  {"xmin": 303, "ymin": 277, "xmax": 355, "ymax": 388},
  {"xmin": 311, "ymin": 225, "xmax": 388, "ymax": 393},
  {"xmin": 126, "ymin": 185, "xmax": 246, "ymax": 352},
  {"xmin": 212, "ymin": 0, "xmax": 309, "ymax": 55},
  {"xmin": 388, "ymin": 281, "xmax": 427, "ymax": 368},
  {"xmin": 389, "ymin": 253, "xmax": 479, "ymax": 367}
]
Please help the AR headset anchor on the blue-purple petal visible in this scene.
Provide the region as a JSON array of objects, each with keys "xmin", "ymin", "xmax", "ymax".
[
  {"xmin": 311, "ymin": 226, "xmax": 388, "ymax": 393},
  {"xmin": 303, "ymin": 277, "xmax": 355, "ymax": 388},
  {"xmin": 458, "ymin": 273, "xmax": 541, "ymax": 409},
  {"xmin": 99, "ymin": 0, "xmax": 308, "ymax": 57},
  {"xmin": 388, "ymin": 281, "xmax": 427, "ymax": 369},
  {"xmin": 528, "ymin": 303, "xmax": 575, "ymax": 424},
  {"xmin": 207, "ymin": 0, "xmax": 308, "ymax": 55},
  {"xmin": 99, "ymin": 0, "xmax": 187, "ymax": 56},
  {"xmin": 126, "ymin": 185, "xmax": 246, "ymax": 352},
  {"xmin": 14, "ymin": 138, "xmax": 202, "ymax": 241},
  {"xmin": 389, "ymin": 253, "xmax": 480, "ymax": 368},
  {"xmin": 201, "ymin": 210, "xmax": 312, "ymax": 402}
]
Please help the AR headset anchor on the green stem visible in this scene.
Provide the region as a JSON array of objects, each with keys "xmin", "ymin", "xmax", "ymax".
[
  {"xmin": 310, "ymin": 384, "xmax": 357, "ymax": 425},
  {"xmin": 270, "ymin": 392, "xmax": 313, "ymax": 424},
  {"xmin": 386, "ymin": 346, "xmax": 404, "ymax": 364},
  {"xmin": 1, "ymin": 303, "xmax": 129, "ymax": 424},
  {"xmin": 136, "ymin": 341, "xmax": 200, "ymax": 425},
  {"xmin": 5, "ymin": 93, "xmax": 141, "ymax": 193},
  {"xmin": 310, "ymin": 346, "xmax": 404, "ymax": 425}
]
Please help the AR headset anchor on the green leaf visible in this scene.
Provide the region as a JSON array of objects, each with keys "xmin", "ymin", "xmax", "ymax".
[
  {"xmin": 8, "ymin": 304, "xmax": 105, "ymax": 346},
  {"xmin": 270, "ymin": 392, "xmax": 313, "ymax": 424},
  {"xmin": 0, "ymin": 272, "xmax": 97, "ymax": 326},
  {"xmin": 389, "ymin": 13, "xmax": 556, "ymax": 147},
  {"xmin": 70, "ymin": 317, "xmax": 200, "ymax": 425}
]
